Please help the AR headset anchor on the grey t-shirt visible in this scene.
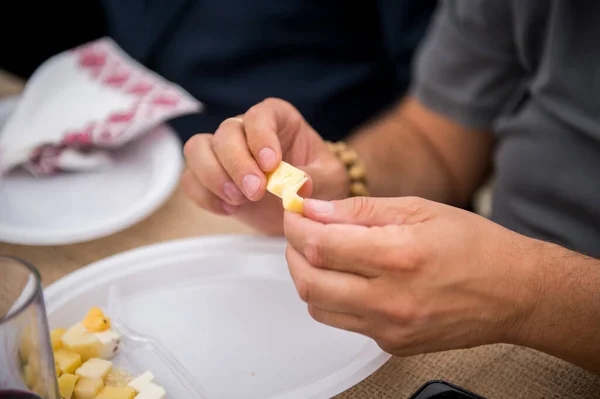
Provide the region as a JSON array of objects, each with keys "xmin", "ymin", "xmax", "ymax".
[{"xmin": 412, "ymin": 0, "xmax": 600, "ymax": 257}]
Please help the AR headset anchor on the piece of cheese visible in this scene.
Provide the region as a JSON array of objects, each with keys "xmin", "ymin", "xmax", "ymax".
[
  {"xmin": 56, "ymin": 360, "xmax": 63, "ymax": 378},
  {"xmin": 54, "ymin": 348, "xmax": 83, "ymax": 374},
  {"xmin": 23, "ymin": 362, "xmax": 37, "ymax": 389},
  {"xmin": 76, "ymin": 358, "xmax": 113, "ymax": 379},
  {"xmin": 19, "ymin": 326, "xmax": 38, "ymax": 363},
  {"xmin": 50, "ymin": 328, "xmax": 67, "ymax": 350},
  {"xmin": 62, "ymin": 323, "xmax": 103, "ymax": 361},
  {"xmin": 82, "ymin": 307, "xmax": 111, "ymax": 333},
  {"xmin": 266, "ymin": 161, "xmax": 308, "ymax": 213},
  {"xmin": 96, "ymin": 386, "xmax": 137, "ymax": 399},
  {"xmin": 127, "ymin": 371, "xmax": 154, "ymax": 392},
  {"xmin": 282, "ymin": 183, "xmax": 306, "ymax": 214},
  {"xmin": 66, "ymin": 333, "xmax": 103, "ymax": 361},
  {"xmin": 133, "ymin": 382, "xmax": 166, "ymax": 399},
  {"xmin": 61, "ymin": 323, "xmax": 88, "ymax": 345},
  {"xmin": 93, "ymin": 330, "xmax": 122, "ymax": 359},
  {"xmin": 73, "ymin": 377, "xmax": 104, "ymax": 399},
  {"xmin": 58, "ymin": 373, "xmax": 80, "ymax": 399}
]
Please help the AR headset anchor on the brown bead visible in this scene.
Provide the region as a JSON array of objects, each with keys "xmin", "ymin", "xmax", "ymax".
[
  {"xmin": 339, "ymin": 149, "xmax": 358, "ymax": 165},
  {"xmin": 350, "ymin": 182, "xmax": 369, "ymax": 197},
  {"xmin": 327, "ymin": 141, "xmax": 346, "ymax": 154},
  {"xmin": 348, "ymin": 163, "xmax": 366, "ymax": 180}
]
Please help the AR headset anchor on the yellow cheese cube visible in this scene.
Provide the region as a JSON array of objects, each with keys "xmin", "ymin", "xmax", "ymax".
[
  {"xmin": 50, "ymin": 328, "xmax": 67, "ymax": 350},
  {"xmin": 266, "ymin": 161, "xmax": 308, "ymax": 214},
  {"xmin": 282, "ymin": 187, "xmax": 305, "ymax": 214},
  {"xmin": 76, "ymin": 358, "xmax": 113, "ymax": 379},
  {"xmin": 73, "ymin": 377, "xmax": 104, "ymax": 399},
  {"xmin": 32, "ymin": 381, "xmax": 48, "ymax": 398},
  {"xmin": 69, "ymin": 334, "xmax": 103, "ymax": 361},
  {"xmin": 58, "ymin": 373, "xmax": 80, "ymax": 399},
  {"xmin": 54, "ymin": 348, "xmax": 82, "ymax": 374},
  {"xmin": 61, "ymin": 323, "xmax": 87, "ymax": 345},
  {"xmin": 62, "ymin": 324, "xmax": 103, "ymax": 361},
  {"xmin": 95, "ymin": 386, "xmax": 137, "ymax": 399},
  {"xmin": 82, "ymin": 307, "xmax": 111, "ymax": 333},
  {"xmin": 23, "ymin": 362, "xmax": 37, "ymax": 389},
  {"xmin": 19, "ymin": 325, "xmax": 38, "ymax": 363}
]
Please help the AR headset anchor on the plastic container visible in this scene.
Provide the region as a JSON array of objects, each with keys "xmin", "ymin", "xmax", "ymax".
[{"xmin": 44, "ymin": 235, "xmax": 391, "ymax": 399}]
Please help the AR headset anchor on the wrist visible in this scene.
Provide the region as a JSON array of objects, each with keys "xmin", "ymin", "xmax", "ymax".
[
  {"xmin": 501, "ymin": 237, "xmax": 549, "ymax": 347},
  {"xmin": 506, "ymin": 240, "xmax": 600, "ymax": 372}
]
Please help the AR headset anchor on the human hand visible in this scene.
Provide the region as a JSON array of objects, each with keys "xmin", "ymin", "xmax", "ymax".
[
  {"xmin": 182, "ymin": 98, "xmax": 348, "ymax": 235},
  {"xmin": 283, "ymin": 196, "xmax": 544, "ymax": 355}
]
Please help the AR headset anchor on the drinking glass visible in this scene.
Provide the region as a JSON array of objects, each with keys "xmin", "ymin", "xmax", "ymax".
[{"xmin": 0, "ymin": 256, "xmax": 59, "ymax": 399}]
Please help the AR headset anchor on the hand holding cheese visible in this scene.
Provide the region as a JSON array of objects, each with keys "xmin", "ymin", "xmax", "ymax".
[
  {"xmin": 183, "ymin": 98, "xmax": 349, "ymax": 235},
  {"xmin": 283, "ymin": 196, "xmax": 564, "ymax": 363}
]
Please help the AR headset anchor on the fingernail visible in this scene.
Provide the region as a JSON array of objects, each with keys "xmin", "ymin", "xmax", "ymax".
[
  {"xmin": 222, "ymin": 201, "xmax": 239, "ymax": 215},
  {"xmin": 223, "ymin": 181, "xmax": 243, "ymax": 202},
  {"xmin": 258, "ymin": 148, "xmax": 276, "ymax": 170},
  {"xmin": 242, "ymin": 174, "xmax": 261, "ymax": 197},
  {"xmin": 306, "ymin": 199, "xmax": 334, "ymax": 215}
]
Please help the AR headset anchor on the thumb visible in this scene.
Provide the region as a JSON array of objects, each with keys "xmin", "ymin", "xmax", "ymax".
[{"xmin": 302, "ymin": 196, "xmax": 433, "ymax": 226}]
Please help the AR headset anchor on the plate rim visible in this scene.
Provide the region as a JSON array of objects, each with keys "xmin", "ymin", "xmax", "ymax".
[
  {"xmin": 0, "ymin": 124, "xmax": 183, "ymax": 246},
  {"xmin": 44, "ymin": 234, "xmax": 391, "ymax": 399}
]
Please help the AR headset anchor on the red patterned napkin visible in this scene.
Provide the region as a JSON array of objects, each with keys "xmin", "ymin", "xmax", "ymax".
[{"xmin": 0, "ymin": 38, "xmax": 202, "ymax": 176}]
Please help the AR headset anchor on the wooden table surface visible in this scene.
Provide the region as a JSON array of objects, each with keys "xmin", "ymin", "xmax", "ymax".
[{"xmin": 1, "ymin": 70, "xmax": 599, "ymax": 399}]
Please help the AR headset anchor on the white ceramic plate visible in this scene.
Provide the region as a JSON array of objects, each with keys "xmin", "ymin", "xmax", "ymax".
[
  {"xmin": 44, "ymin": 235, "xmax": 391, "ymax": 399},
  {"xmin": 0, "ymin": 96, "xmax": 183, "ymax": 245}
]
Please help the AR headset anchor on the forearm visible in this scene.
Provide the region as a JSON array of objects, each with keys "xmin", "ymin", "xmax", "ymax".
[
  {"xmin": 347, "ymin": 97, "xmax": 493, "ymax": 206},
  {"xmin": 515, "ymin": 242, "xmax": 600, "ymax": 373}
]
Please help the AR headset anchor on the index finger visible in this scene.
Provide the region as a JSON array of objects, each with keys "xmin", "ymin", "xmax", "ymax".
[
  {"xmin": 243, "ymin": 98, "xmax": 306, "ymax": 171},
  {"xmin": 284, "ymin": 211, "xmax": 391, "ymax": 278}
]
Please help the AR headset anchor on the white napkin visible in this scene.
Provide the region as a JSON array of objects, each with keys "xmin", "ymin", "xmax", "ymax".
[{"xmin": 0, "ymin": 37, "xmax": 202, "ymax": 176}]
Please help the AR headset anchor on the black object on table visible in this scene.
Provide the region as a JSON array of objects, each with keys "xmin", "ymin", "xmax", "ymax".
[{"xmin": 409, "ymin": 380, "xmax": 486, "ymax": 399}]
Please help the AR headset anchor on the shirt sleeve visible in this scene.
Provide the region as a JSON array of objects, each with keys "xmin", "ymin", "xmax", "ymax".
[
  {"xmin": 410, "ymin": 0, "xmax": 522, "ymax": 129},
  {"xmin": 377, "ymin": 0, "xmax": 438, "ymax": 94}
]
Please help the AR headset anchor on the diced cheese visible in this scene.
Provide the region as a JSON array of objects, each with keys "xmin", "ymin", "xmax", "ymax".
[
  {"xmin": 50, "ymin": 328, "xmax": 67, "ymax": 350},
  {"xmin": 58, "ymin": 373, "xmax": 79, "ymax": 399},
  {"xmin": 82, "ymin": 307, "xmax": 111, "ymax": 332},
  {"xmin": 73, "ymin": 377, "xmax": 104, "ymax": 399},
  {"xmin": 282, "ymin": 183, "xmax": 306, "ymax": 214},
  {"xmin": 23, "ymin": 362, "xmax": 37, "ymax": 389},
  {"xmin": 62, "ymin": 323, "xmax": 103, "ymax": 361},
  {"xmin": 93, "ymin": 330, "xmax": 122, "ymax": 359},
  {"xmin": 19, "ymin": 326, "xmax": 38, "ymax": 363},
  {"xmin": 61, "ymin": 323, "xmax": 88, "ymax": 345},
  {"xmin": 127, "ymin": 371, "xmax": 154, "ymax": 392},
  {"xmin": 76, "ymin": 358, "xmax": 113, "ymax": 379},
  {"xmin": 56, "ymin": 361, "xmax": 63, "ymax": 378},
  {"xmin": 266, "ymin": 161, "xmax": 308, "ymax": 213},
  {"xmin": 54, "ymin": 348, "xmax": 82, "ymax": 374},
  {"xmin": 96, "ymin": 386, "xmax": 137, "ymax": 399},
  {"xmin": 66, "ymin": 334, "xmax": 103, "ymax": 361},
  {"xmin": 133, "ymin": 382, "xmax": 166, "ymax": 399}
]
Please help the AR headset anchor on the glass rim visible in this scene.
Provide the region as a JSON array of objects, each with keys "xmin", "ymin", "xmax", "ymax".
[{"xmin": 0, "ymin": 255, "xmax": 43, "ymax": 324}]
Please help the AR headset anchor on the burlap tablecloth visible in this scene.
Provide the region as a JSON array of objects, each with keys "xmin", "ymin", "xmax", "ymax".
[{"xmin": 1, "ymin": 72, "xmax": 599, "ymax": 399}]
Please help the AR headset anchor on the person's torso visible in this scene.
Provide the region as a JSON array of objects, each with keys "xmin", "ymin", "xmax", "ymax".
[
  {"xmin": 101, "ymin": 0, "xmax": 433, "ymax": 142},
  {"xmin": 491, "ymin": 0, "xmax": 600, "ymax": 256}
]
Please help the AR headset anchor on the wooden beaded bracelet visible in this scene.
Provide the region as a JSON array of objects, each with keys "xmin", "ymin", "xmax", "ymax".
[{"xmin": 325, "ymin": 141, "xmax": 369, "ymax": 197}]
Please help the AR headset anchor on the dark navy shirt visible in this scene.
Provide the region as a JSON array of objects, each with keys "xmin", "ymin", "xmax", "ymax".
[
  {"xmin": 101, "ymin": 0, "xmax": 436, "ymax": 142},
  {"xmin": 2, "ymin": 1, "xmax": 435, "ymax": 143}
]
